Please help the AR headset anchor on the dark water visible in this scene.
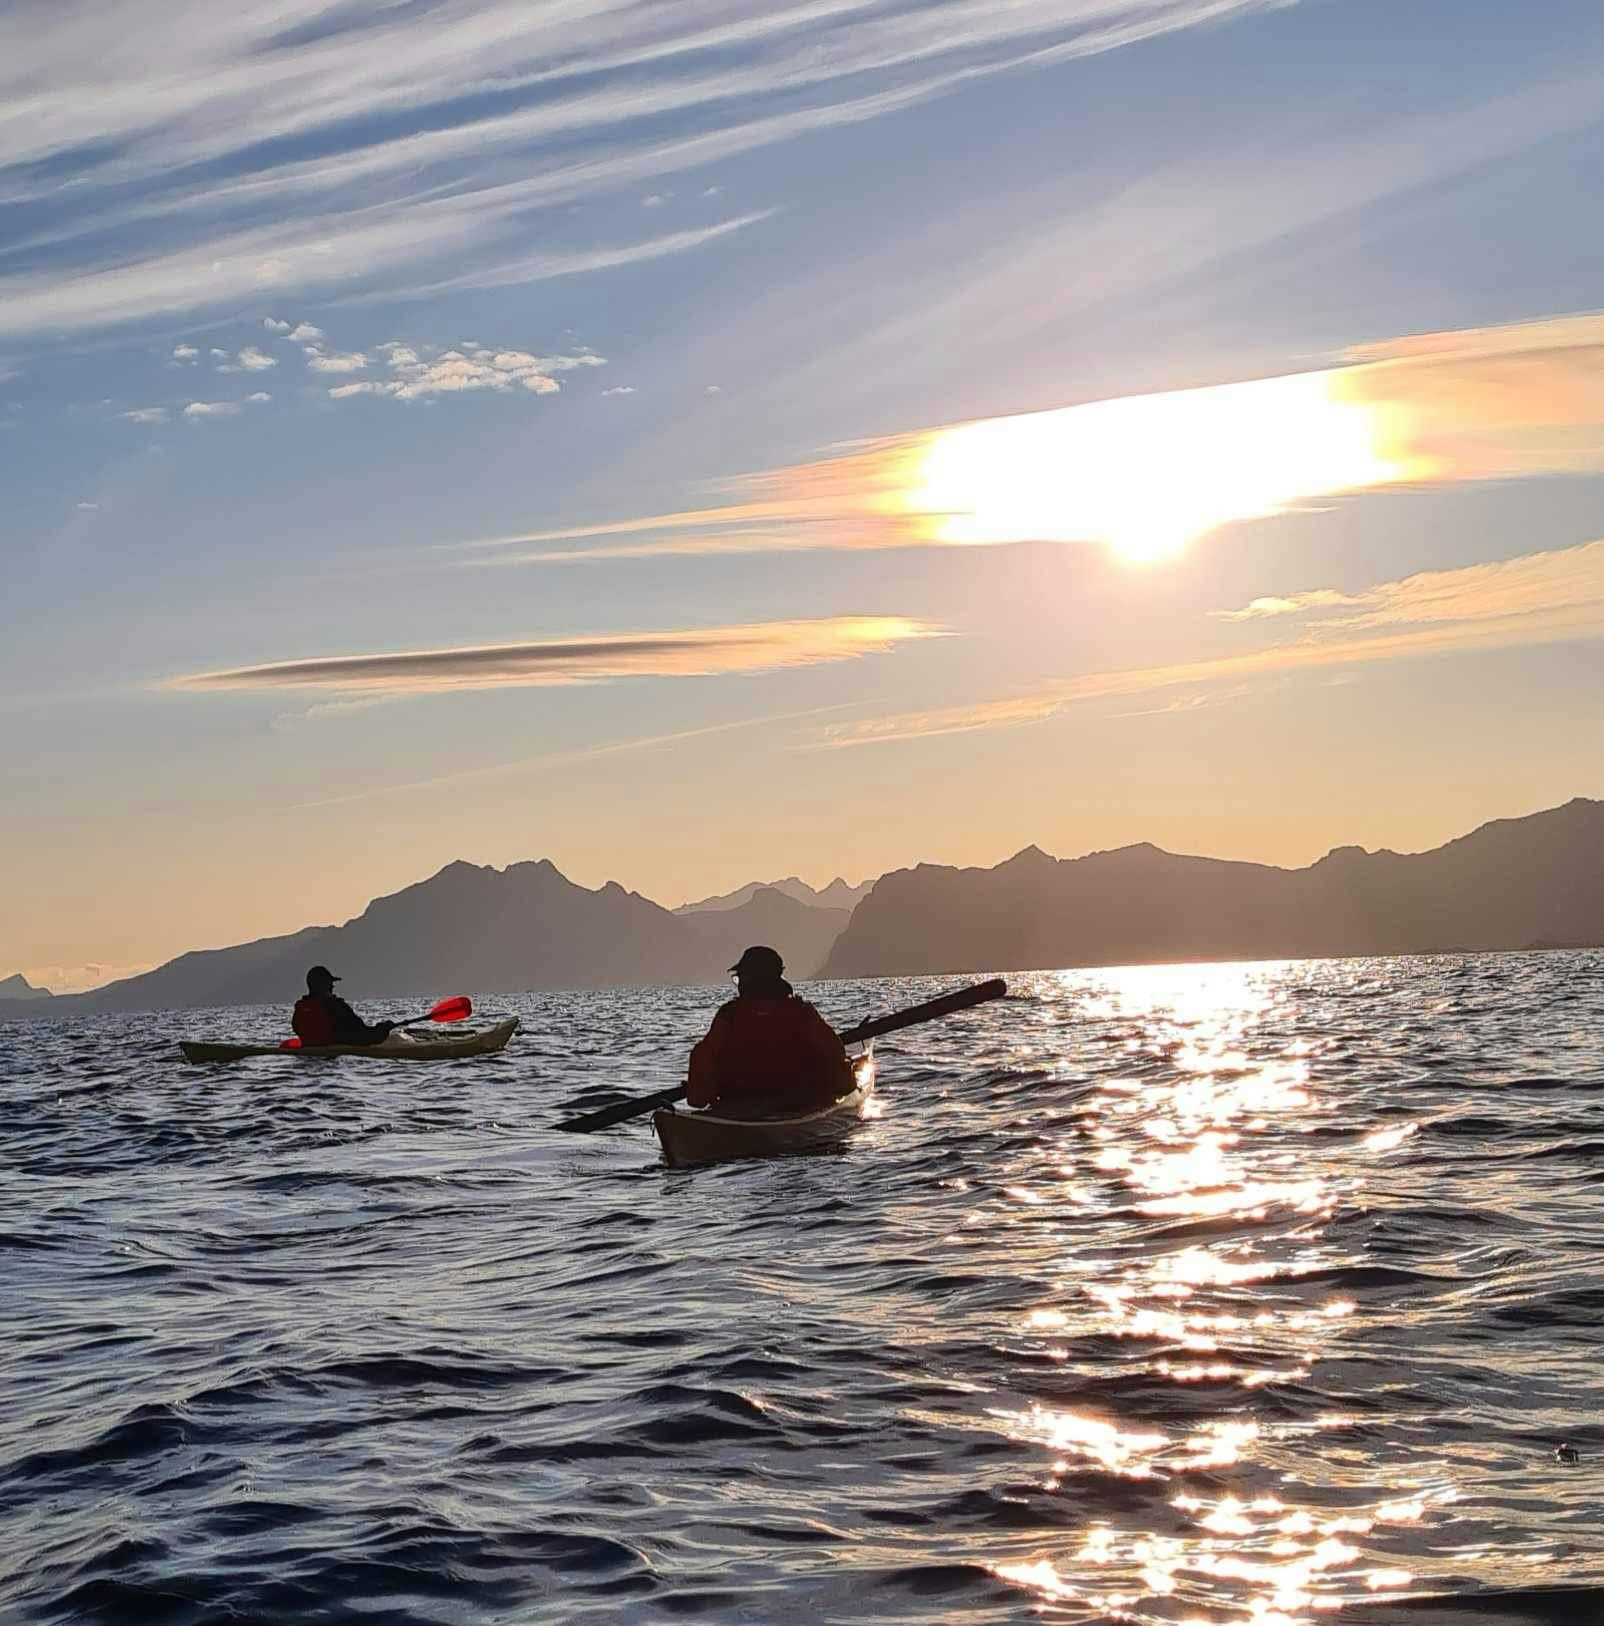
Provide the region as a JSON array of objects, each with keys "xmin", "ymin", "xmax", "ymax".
[{"xmin": 4, "ymin": 955, "xmax": 1603, "ymax": 1625}]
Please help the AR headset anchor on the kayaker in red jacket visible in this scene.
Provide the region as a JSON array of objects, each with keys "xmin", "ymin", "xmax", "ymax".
[
  {"xmin": 291, "ymin": 965, "xmax": 395, "ymax": 1047},
  {"xmin": 687, "ymin": 946, "xmax": 855, "ymax": 1115}
]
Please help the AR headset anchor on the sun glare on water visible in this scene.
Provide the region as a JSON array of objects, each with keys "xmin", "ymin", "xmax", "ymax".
[{"xmin": 904, "ymin": 370, "xmax": 1414, "ymax": 565}]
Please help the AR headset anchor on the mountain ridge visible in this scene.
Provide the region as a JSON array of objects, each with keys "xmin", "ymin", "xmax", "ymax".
[
  {"xmin": 0, "ymin": 972, "xmax": 51, "ymax": 1000},
  {"xmin": 821, "ymin": 797, "xmax": 1604, "ymax": 977},
  {"xmin": 1, "ymin": 865, "xmax": 849, "ymax": 1017},
  {"xmin": 676, "ymin": 875, "xmax": 871, "ymax": 914},
  {"xmin": 5, "ymin": 799, "xmax": 1603, "ymax": 1019}
]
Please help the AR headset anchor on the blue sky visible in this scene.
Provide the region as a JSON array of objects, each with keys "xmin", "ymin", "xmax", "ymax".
[{"xmin": 5, "ymin": 0, "xmax": 1604, "ymax": 989}]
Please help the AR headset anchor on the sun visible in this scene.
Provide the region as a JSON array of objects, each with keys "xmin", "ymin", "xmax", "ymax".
[{"xmin": 902, "ymin": 370, "xmax": 1411, "ymax": 566}]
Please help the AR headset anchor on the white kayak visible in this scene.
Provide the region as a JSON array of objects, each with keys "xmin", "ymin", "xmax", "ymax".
[{"xmin": 179, "ymin": 1016, "xmax": 520, "ymax": 1064}]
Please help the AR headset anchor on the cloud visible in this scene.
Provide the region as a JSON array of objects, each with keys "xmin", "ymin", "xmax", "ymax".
[
  {"xmin": 601, "ymin": 385, "xmax": 637, "ymax": 396},
  {"xmin": 817, "ymin": 540, "xmax": 1604, "ymax": 747},
  {"xmin": 236, "ymin": 346, "xmax": 277, "ymax": 371},
  {"xmin": 460, "ymin": 310, "xmax": 1604, "ymax": 569},
  {"xmin": 118, "ymin": 406, "xmax": 168, "ymax": 423},
  {"xmin": 0, "ymin": 2, "xmax": 1279, "ymax": 337},
  {"xmin": 642, "ymin": 193, "xmax": 669, "ymax": 208},
  {"xmin": 23, "ymin": 961, "xmax": 158, "ymax": 995},
  {"xmin": 170, "ymin": 344, "xmax": 198, "ymax": 363},
  {"xmin": 245, "ymin": 391, "xmax": 271, "ymax": 403},
  {"xmin": 1213, "ymin": 590, "xmax": 1360, "ymax": 622},
  {"xmin": 270, "ymin": 694, "xmax": 399, "ymax": 732},
  {"xmin": 0, "ymin": 204, "xmax": 772, "ymax": 341},
  {"xmin": 1219, "ymin": 540, "xmax": 1604, "ymax": 637},
  {"xmin": 303, "ymin": 346, "xmax": 367, "ymax": 374},
  {"xmin": 263, "ymin": 317, "xmax": 291, "ymax": 334},
  {"xmin": 75, "ymin": 500, "xmax": 100, "ymax": 511},
  {"xmin": 182, "ymin": 400, "xmax": 241, "ymax": 418},
  {"xmin": 287, "ymin": 323, "xmax": 324, "ymax": 342},
  {"xmin": 164, "ymin": 615, "xmax": 940, "ymax": 697},
  {"xmin": 327, "ymin": 338, "xmax": 604, "ymax": 403},
  {"xmin": 281, "ymin": 705, "xmax": 862, "ymax": 811},
  {"xmin": 380, "ymin": 213, "xmax": 776, "ymax": 301}
]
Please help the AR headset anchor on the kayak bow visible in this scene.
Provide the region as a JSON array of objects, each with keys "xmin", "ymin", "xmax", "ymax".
[{"xmin": 653, "ymin": 1054, "xmax": 875, "ymax": 1168}]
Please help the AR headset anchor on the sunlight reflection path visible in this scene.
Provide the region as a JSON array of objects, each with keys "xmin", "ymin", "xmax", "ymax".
[{"xmin": 971, "ymin": 963, "xmax": 1448, "ymax": 1622}]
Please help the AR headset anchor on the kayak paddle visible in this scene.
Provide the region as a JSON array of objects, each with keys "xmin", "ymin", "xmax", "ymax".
[
  {"xmin": 278, "ymin": 994, "xmax": 474, "ymax": 1050},
  {"xmin": 398, "ymin": 994, "xmax": 473, "ymax": 1027},
  {"xmin": 553, "ymin": 977, "xmax": 1008, "ymax": 1133}
]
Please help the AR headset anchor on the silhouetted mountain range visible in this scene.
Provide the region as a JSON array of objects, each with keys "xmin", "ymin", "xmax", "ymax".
[
  {"xmin": 676, "ymin": 876, "xmax": 871, "ymax": 913},
  {"xmin": 0, "ymin": 973, "xmax": 50, "ymax": 1000},
  {"xmin": 4, "ymin": 799, "xmax": 1602, "ymax": 1020},
  {"xmin": 0, "ymin": 867, "xmax": 848, "ymax": 1016},
  {"xmin": 822, "ymin": 798, "xmax": 1604, "ymax": 977}
]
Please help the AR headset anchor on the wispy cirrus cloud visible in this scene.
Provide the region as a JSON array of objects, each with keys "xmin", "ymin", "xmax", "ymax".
[
  {"xmin": 463, "ymin": 310, "xmax": 1604, "ymax": 569},
  {"xmin": 0, "ymin": 1, "xmax": 1282, "ymax": 339},
  {"xmin": 164, "ymin": 615, "xmax": 939, "ymax": 698},
  {"xmin": 281, "ymin": 704, "xmax": 862, "ymax": 811},
  {"xmin": 0, "ymin": 209, "xmax": 772, "ymax": 342},
  {"xmin": 816, "ymin": 540, "xmax": 1604, "ymax": 747}
]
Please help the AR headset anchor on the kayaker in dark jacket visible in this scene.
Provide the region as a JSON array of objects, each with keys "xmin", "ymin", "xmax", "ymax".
[
  {"xmin": 687, "ymin": 946, "xmax": 855, "ymax": 1115},
  {"xmin": 291, "ymin": 966, "xmax": 395, "ymax": 1047}
]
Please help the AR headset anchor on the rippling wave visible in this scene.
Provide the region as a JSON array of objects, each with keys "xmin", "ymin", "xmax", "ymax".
[{"xmin": 4, "ymin": 955, "xmax": 1602, "ymax": 1623}]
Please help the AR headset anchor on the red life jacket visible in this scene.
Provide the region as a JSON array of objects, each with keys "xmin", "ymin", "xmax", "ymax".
[
  {"xmin": 694, "ymin": 996, "xmax": 849, "ymax": 1112},
  {"xmin": 292, "ymin": 994, "xmax": 337, "ymax": 1046}
]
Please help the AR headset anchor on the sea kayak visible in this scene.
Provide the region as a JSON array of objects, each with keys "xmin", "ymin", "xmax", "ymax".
[
  {"xmin": 653, "ymin": 1055, "xmax": 875, "ymax": 1168},
  {"xmin": 179, "ymin": 1016, "xmax": 520, "ymax": 1064}
]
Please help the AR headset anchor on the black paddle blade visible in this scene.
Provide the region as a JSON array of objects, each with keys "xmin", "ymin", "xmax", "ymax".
[{"xmin": 555, "ymin": 1084, "xmax": 687, "ymax": 1134}]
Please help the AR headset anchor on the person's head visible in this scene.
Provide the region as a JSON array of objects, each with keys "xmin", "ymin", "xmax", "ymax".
[
  {"xmin": 306, "ymin": 965, "xmax": 340, "ymax": 995},
  {"xmin": 729, "ymin": 945, "xmax": 788, "ymax": 997}
]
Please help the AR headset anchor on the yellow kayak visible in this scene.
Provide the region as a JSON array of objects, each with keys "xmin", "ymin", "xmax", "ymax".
[
  {"xmin": 179, "ymin": 1016, "xmax": 520, "ymax": 1064},
  {"xmin": 653, "ymin": 1055, "xmax": 874, "ymax": 1168}
]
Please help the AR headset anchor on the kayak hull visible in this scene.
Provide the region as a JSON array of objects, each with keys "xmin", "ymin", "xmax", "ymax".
[
  {"xmin": 653, "ymin": 1055, "xmax": 874, "ymax": 1168},
  {"xmin": 179, "ymin": 1016, "xmax": 520, "ymax": 1064}
]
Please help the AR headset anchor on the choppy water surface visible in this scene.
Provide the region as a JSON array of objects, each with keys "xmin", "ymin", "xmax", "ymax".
[{"xmin": 4, "ymin": 954, "xmax": 1603, "ymax": 1624}]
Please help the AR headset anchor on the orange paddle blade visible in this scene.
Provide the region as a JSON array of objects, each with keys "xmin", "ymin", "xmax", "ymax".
[
  {"xmin": 429, "ymin": 996, "xmax": 472, "ymax": 1023},
  {"xmin": 280, "ymin": 1037, "xmax": 302, "ymax": 1050}
]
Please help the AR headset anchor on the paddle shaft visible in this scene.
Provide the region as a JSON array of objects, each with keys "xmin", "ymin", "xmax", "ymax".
[
  {"xmin": 835, "ymin": 978, "xmax": 1006, "ymax": 1048},
  {"xmin": 553, "ymin": 977, "xmax": 1007, "ymax": 1133}
]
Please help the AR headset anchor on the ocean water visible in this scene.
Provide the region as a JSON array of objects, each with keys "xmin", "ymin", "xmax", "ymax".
[{"xmin": 4, "ymin": 954, "xmax": 1603, "ymax": 1625}]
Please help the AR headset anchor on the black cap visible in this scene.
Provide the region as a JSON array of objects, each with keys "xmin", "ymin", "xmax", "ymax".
[
  {"xmin": 306, "ymin": 965, "xmax": 340, "ymax": 991},
  {"xmin": 729, "ymin": 945, "xmax": 784, "ymax": 978}
]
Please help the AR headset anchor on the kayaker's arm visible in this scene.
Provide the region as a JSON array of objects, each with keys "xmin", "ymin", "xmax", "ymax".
[
  {"xmin": 686, "ymin": 1010, "xmax": 729, "ymax": 1107},
  {"xmin": 325, "ymin": 995, "xmax": 393, "ymax": 1046},
  {"xmin": 800, "ymin": 1001, "xmax": 857, "ymax": 1100}
]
